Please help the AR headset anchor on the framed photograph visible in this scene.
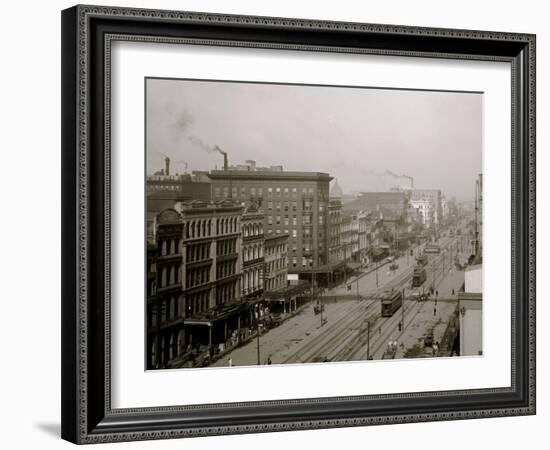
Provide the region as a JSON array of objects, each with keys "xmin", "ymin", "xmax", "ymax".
[{"xmin": 61, "ymin": 5, "xmax": 536, "ymax": 444}]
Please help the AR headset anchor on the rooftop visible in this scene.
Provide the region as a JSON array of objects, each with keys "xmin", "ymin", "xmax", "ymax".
[{"xmin": 209, "ymin": 170, "xmax": 333, "ymax": 182}]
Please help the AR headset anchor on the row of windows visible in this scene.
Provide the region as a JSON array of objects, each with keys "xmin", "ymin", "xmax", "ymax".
[
  {"xmin": 148, "ymin": 295, "xmax": 185, "ymax": 328},
  {"xmin": 266, "ymin": 229, "xmax": 298, "ymax": 238},
  {"xmin": 216, "ymin": 260, "xmax": 237, "ymax": 279},
  {"xmin": 242, "ymin": 222, "xmax": 263, "ymax": 237},
  {"xmin": 216, "ymin": 282, "xmax": 237, "ymax": 306},
  {"xmin": 214, "ymin": 186, "xmax": 327, "ymax": 198},
  {"xmin": 186, "ymin": 243, "xmax": 210, "ymax": 262},
  {"xmin": 159, "ymin": 264, "xmax": 181, "ymax": 288},
  {"xmin": 243, "ymin": 243, "xmax": 264, "ymax": 262},
  {"xmin": 243, "ymin": 268, "xmax": 263, "ymax": 294},
  {"xmin": 188, "ymin": 290, "xmax": 210, "ymax": 315},
  {"xmin": 265, "ymin": 274, "xmax": 287, "ymax": 292},
  {"xmin": 185, "ymin": 266, "xmax": 210, "ymax": 289},
  {"xmin": 217, "ymin": 238, "xmax": 237, "ymax": 256},
  {"xmin": 266, "ymin": 257, "xmax": 287, "ymax": 274},
  {"xmin": 183, "ymin": 216, "xmax": 239, "ymax": 239},
  {"xmin": 148, "ymin": 330, "xmax": 187, "ymax": 368},
  {"xmin": 292, "ymin": 257, "xmax": 314, "ymax": 268},
  {"xmin": 159, "ymin": 239, "xmax": 180, "ymax": 256},
  {"xmin": 265, "ymin": 243, "xmax": 287, "ymax": 257}
]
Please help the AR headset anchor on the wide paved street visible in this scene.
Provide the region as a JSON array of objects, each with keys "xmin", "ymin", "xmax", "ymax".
[{"xmin": 212, "ymin": 234, "xmax": 469, "ymax": 367}]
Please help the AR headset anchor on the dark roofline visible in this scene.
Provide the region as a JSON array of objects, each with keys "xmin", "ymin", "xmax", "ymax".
[{"xmin": 209, "ymin": 170, "xmax": 333, "ymax": 182}]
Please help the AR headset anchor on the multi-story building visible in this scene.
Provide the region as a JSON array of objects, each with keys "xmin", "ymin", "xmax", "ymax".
[
  {"xmin": 441, "ymin": 194, "xmax": 449, "ymax": 222},
  {"xmin": 241, "ymin": 204, "xmax": 265, "ymax": 301},
  {"xmin": 328, "ymin": 197, "xmax": 343, "ymax": 265},
  {"xmin": 411, "ymin": 189, "xmax": 442, "ymax": 225},
  {"xmin": 264, "ymin": 233, "xmax": 289, "ymax": 293},
  {"xmin": 340, "ymin": 214, "xmax": 354, "ymax": 264},
  {"xmin": 343, "ymin": 191, "xmax": 409, "ymax": 219},
  {"xmin": 146, "ymin": 200, "xmax": 245, "ymax": 369},
  {"xmin": 146, "ymin": 158, "xmax": 212, "ymax": 201},
  {"xmin": 208, "ymin": 165, "xmax": 333, "ymax": 277},
  {"xmin": 410, "ymin": 198, "xmax": 433, "ymax": 226},
  {"xmin": 356, "ymin": 212, "xmax": 369, "ymax": 265}
]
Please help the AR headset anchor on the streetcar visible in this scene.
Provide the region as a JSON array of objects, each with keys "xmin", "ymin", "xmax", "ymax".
[
  {"xmin": 412, "ymin": 266, "xmax": 427, "ymax": 287},
  {"xmin": 416, "ymin": 254, "xmax": 428, "ymax": 266},
  {"xmin": 380, "ymin": 289, "xmax": 403, "ymax": 317}
]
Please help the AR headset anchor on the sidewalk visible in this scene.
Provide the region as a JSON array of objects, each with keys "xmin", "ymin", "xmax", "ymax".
[{"xmin": 210, "ymin": 297, "xmax": 360, "ymax": 367}]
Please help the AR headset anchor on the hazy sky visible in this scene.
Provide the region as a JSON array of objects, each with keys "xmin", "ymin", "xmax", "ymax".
[{"xmin": 146, "ymin": 78, "xmax": 482, "ymax": 201}]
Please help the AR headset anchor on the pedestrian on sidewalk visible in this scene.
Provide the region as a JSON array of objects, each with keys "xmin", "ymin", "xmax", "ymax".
[
  {"xmin": 228, "ymin": 357, "xmax": 233, "ymax": 367},
  {"xmin": 452, "ymin": 288, "xmax": 455, "ymax": 296},
  {"xmin": 433, "ymin": 307, "xmax": 437, "ymax": 316}
]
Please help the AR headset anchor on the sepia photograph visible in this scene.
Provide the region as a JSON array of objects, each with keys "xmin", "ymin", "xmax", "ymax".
[{"xmin": 145, "ymin": 77, "xmax": 483, "ymax": 370}]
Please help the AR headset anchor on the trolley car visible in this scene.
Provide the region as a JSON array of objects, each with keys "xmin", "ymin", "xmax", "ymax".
[
  {"xmin": 412, "ymin": 266, "xmax": 427, "ymax": 287},
  {"xmin": 381, "ymin": 289, "xmax": 403, "ymax": 317},
  {"xmin": 416, "ymin": 254, "xmax": 428, "ymax": 266}
]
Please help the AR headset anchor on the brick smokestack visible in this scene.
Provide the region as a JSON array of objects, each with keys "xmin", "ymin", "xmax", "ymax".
[{"xmin": 164, "ymin": 157, "xmax": 170, "ymax": 176}]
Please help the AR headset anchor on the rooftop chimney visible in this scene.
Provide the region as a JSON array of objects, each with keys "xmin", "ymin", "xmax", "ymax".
[{"xmin": 164, "ymin": 157, "xmax": 170, "ymax": 176}]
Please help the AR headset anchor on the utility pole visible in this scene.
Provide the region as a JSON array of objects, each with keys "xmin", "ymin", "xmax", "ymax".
[
  {"xmin": 401, "ymin": 288, "xmax": 405, "ymax": 331},
  {"xmin": 366, "ymin": 320, "xmax": 371, "ymax": 360},
  {"xmin": 376, "ymin": 259, "xmax": 379, "ymax": 288}
]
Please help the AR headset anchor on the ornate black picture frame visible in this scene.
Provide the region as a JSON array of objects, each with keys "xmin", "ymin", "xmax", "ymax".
[{"xmin": 61, "ymin": 4, "xmax": 536, "ymax": 444}]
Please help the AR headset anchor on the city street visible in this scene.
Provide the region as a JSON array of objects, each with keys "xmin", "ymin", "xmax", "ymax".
[{"xmin": 212, "ymin": 234, "xmax": 469, "ymax": 367}]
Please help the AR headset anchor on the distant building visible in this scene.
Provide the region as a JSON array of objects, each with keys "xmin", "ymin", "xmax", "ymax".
[
  {"xmin": 343, "ymin": 191, "xmax": 409, "ymax": 219},
  {"xmin": 208, "ymin": 166, "xmax": 333, "ymax": 277},
  {"xmin": 410, "ymin": 198, "xmax": 433, "ymax": 225},
  {"xmin": 411, "ymin": 189, "xmax": 442, "ymax": 225},
  {"xmin": 328, "ymin": 197, "xmax": 343, "ymax": 266},
  {"xmin": 147, "ymin": 158, "xmax": 212, "ymax": 202}
]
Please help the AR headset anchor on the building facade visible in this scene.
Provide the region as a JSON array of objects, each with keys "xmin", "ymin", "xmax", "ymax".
[
  {"xmin": 328, "ymin": 197, "xmax": 344, "ymax": 265},
  {"xmin": 411, "ymin": 189, "xmax": 442, "ymax": 225},
  {"xmin": 146, "ymin": 200, "xmax": 245, "ymax": 369},
  {"xmin": 410, "ymin": 198, "xmax": 433, "ymax": 226},
  {"xmin": 343, "ymin": 191, "xmax": 409, "ymax": 219},
  {"xmin": 241, "ymin": 205, "xmax": 265, "ymax": 300},
  {"xmin": 208, "ymin": 167, "xmax": 333, "ymax": 275},
  {"xmin": 264, "ymin": 234, "xmax": 289, "ymax": 293}
]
